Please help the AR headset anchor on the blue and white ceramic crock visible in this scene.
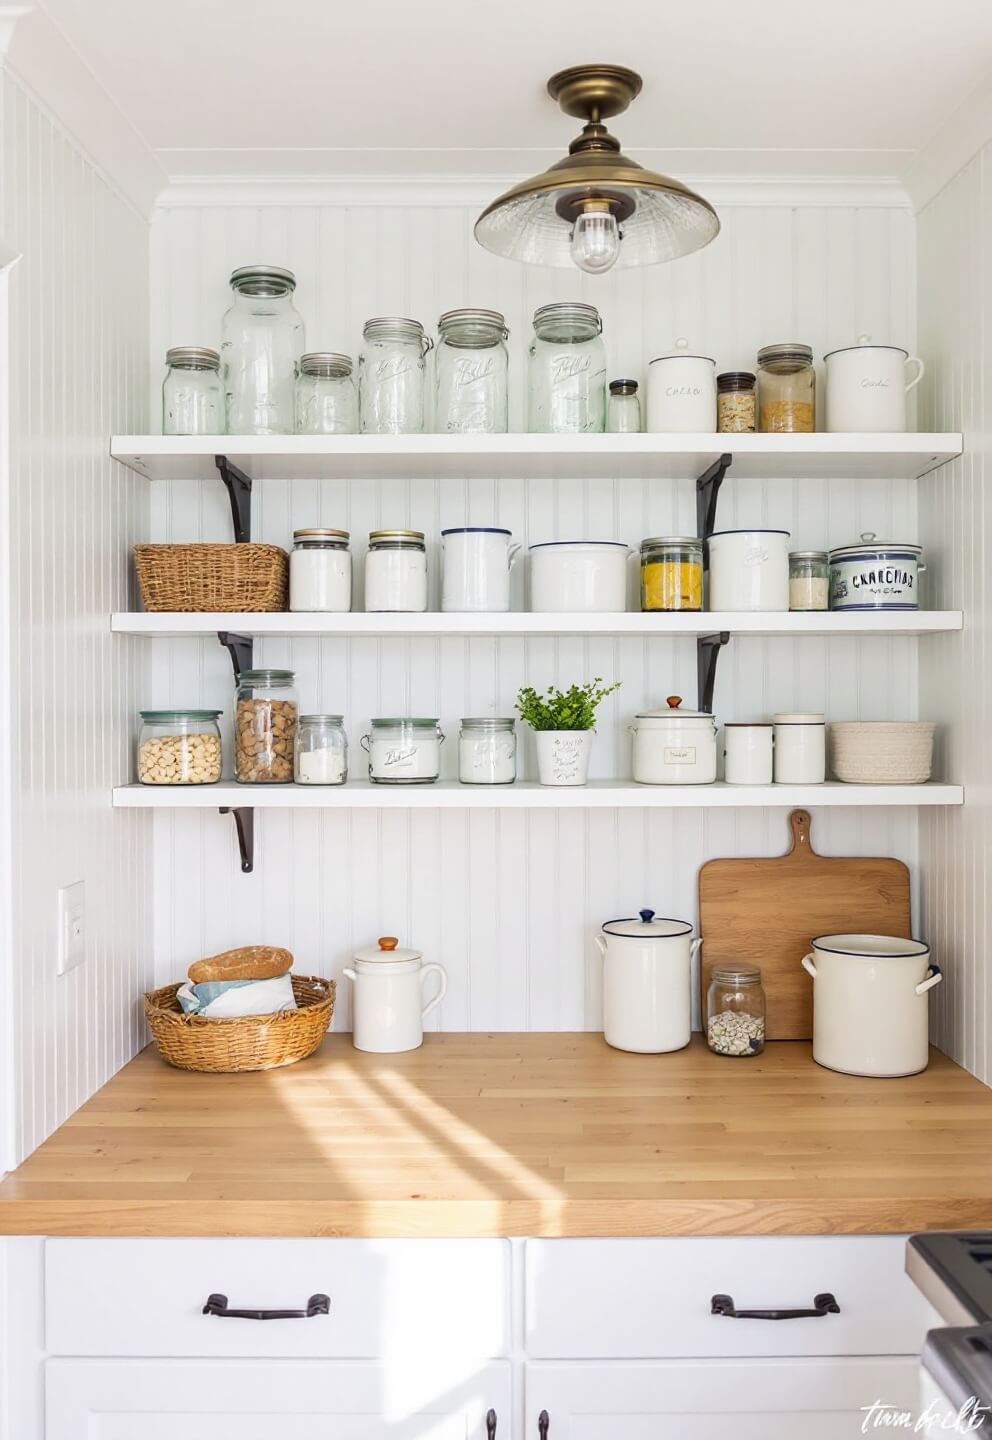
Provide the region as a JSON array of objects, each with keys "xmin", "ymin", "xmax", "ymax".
[{"xmin": 828, "ymin": 532, "xmax": 924, "ymax": 611}]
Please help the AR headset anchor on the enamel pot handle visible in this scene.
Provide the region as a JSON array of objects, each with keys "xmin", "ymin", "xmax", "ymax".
[
  {"xmin": 507, "ymin": 543, "xmax": 522, "ymax": 568},
  {"xmin": 904, "ymin": 355, "xmax": 926, "ymax": 393},
  {"xmin": 801, "ymin": 952, "xmax": 817, "ymax": 979},
  {"xmin": 420, "ymin": 962, "xmax": 447, "ymax": 1018},
  {"xmin": 916, "ymin": 963, "xmax": 943, "ymax": 996},
  {"xmin": 594, "ymin": 934, "xmax": 607, "ymax": 959},
  {"xmin": 342, "ymin": 967, "xmax": 357, "ymax": 982},
  {"xmin": 690, "ymin": 937, "xmax": 703, "ymax": 960}
]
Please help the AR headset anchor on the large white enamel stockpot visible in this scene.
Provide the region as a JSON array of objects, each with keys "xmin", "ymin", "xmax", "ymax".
[
  {"xmin": 646, "ymin": 338, "xmax": 717, "ymax": 432},
  {"xmin": 800, "ymin": 933, "xmax": 942, "ymax": 1077},
  {"xmin": 630, "ymin": 695, "xmax": 718, "ymax": 784},
  {"xmin": 708, "ymin": 529, "xmax": 790, "ymax": 611},
  {"xmin": 828, "ymin": 533, "xmax": 925, "ymax": 611},
  {"xmin": 441, "ymin": 526, "xmax": 520, "ymax": 612},
  {"xmin": 824, "ymin": 335, "xmax": 925, "ymax": 433},
  {"xmin": 595, "ymin": 908, "xmax": 700, "ymax": 1053},
  {"xmin": 528, "ymin": 540, "xmax": 630, "ymax": 612},
  {"xmin": 343, "ymin": 936, "xmax": 447, "ymax": 1053}
]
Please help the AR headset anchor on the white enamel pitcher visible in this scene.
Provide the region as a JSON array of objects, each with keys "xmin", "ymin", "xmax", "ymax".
[{"xmin": 344, "ymin": 936, "xmax": 447, "ymax": 1053}]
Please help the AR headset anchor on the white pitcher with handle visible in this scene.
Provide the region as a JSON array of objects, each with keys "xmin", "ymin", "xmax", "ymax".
[
  {"xmin": 344, "ymin": 936, "xmax": 447, "ymax": 1053},
  {"xmin": 824, "ymin": 335, "xmax": 925, "ymax": 433}
]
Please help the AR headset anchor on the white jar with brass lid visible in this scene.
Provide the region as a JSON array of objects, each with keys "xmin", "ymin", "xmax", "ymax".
[
  {"xmin": 289, "ymin": 528, "xmax": 352, "ymax": 612},
  {"xmin": 364, "ymin": 529, "xmax": 428, "ymax": 612}
]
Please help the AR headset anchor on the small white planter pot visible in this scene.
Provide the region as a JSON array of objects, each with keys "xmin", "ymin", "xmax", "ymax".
[{"xmin": 534, "ymin": 729, "xmax": 593, "ymax": 786}]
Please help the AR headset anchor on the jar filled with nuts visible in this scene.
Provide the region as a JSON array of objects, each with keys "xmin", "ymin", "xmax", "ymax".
[
  {"xmin": 137, "ymin": 710, "xmax": 223, "ymax": 785},
  {"xmin": 235, "ymin": 669, "xmax": 298, "ymax": 784},
  {"xmin": 706, "ymin": 965, "xmax": 766, "ymax": 1057}
]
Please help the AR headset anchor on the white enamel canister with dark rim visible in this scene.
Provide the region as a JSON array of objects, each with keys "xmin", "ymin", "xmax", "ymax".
[
  {"xmin": 828, "ymin": 533, "xmax": 925, "ymax": 611},
  {"xmin": 595, "ymin": 908, "xmax": 701, "ymax": 1053},
  {"xmin": 823, "ymin": 335, "xmax": 925, "ymax": 432}
]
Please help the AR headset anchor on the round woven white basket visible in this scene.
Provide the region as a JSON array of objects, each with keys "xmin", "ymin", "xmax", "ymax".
[{"xmin": 829, "ymin": 722, "xmax": 935, "ymax": 784}]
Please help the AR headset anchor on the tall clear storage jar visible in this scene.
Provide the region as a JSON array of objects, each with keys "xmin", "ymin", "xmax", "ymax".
[
  {"xmin": 290, "ymin": 528, "xmax": 352, "ymax": 613},
  {"xmin": 528, "ymin": 302, "xmax": 606, "ymax": 433},
  {"xmin": 162, "ymin": 347, "xmax": 223, "ymax": 435},
  {"xmin": 222, "ymin": 265, "xmax": 304, "ymax": 434},
  {"xmin": 137, "ymin": 710, "xmax": 222, "ymax": 785},
  {"xmin": 435, "ymin": 309, "xmax": 509, "ymax": 433},
  {"xmin": 234, "ymin": 668, "xmax": 298, "ymax": 784},
  {"xmin": 295, "ymin": 352, "xmax": 357, "ymax": 434},
  {"xmin": 359, "ymin": 317, "xmax": 432, "ymax": 434},
  {"xmin": 757, "ymin": 343, "xmax": 816, "ymax": 433}
]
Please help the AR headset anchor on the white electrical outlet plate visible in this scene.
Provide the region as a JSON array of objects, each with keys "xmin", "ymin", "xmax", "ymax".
[{"xmin": 57, "ymin": 880, "xmax": 85, "ymax": 976}]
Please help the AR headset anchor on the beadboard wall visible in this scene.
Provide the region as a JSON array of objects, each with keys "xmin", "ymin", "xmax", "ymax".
[
  {"xmin": 918, "ymin": 145, "xmax": 992, "ymax": 1083},
  {"xmin": 0, "ymin": 67, "xmax": 151, "ymax": 1166},
  {"xmin": 144, "ymin": 190, "xmax": 933, "ymax": 1033}
]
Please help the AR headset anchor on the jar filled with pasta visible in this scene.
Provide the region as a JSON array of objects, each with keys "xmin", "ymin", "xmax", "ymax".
[{"xmin": 640, "ymin": 537, "xmax": 703, "ymax": 612}]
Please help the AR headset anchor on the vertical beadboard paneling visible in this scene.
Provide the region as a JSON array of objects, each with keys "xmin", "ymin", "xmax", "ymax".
[
  {"xmin": 0, "ymin": 68, "xmax": 152, "ymax": 1163},
  {"xmin": 918, "ymin": 147, "xmax": 991, "ymax": 1083}
]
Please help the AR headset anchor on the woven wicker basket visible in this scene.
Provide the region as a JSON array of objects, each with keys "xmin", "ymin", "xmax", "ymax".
[
  {"xmin": 144, "ymin": 975, "xmax": 335, "ymax": 1072},
  {"xmin": 830, "ymin": 721, "xmax": 936, "ymax": 785},
  {"xmin": 134, "ymin": 543, "xmax": 288, "ymax": 612}
]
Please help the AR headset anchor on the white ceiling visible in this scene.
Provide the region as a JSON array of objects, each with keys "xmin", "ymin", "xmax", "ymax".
[{"xmin": 37, "ymin": 0, "xmax": 992, "ymax": 180}]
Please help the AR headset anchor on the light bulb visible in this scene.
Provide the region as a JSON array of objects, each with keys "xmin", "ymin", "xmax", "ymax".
[{"xmin": 570, "ymin": 208, "xmax": 621, "ymax": 274}]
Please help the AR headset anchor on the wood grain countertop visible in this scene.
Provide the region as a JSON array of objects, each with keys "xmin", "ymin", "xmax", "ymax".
[{"xmin": 1, "ymin": 1034, "xmax": 991, "ymax": 1238}]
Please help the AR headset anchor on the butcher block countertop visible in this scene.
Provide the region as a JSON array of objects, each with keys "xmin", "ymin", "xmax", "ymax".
[{"xmin": 1, "ymin": 1034, "xmax": 991, "ymax": 1238}]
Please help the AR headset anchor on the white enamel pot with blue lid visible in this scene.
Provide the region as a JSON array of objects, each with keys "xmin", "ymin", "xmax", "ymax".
[
  {"xmin": 828, "ymin": 532, "xmax": 925, "ymax": 611},
  {"xmin": 595, "ymin": 907, "xmax": 700, "ymax": 1054}
]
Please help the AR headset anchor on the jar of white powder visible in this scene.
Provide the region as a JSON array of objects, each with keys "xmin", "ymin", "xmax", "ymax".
[
  {"xmin": 458, "ymin": 717, "xmax": 516, "ymax": 785},
  {"xmin": 362, "ymin": 718, "xmax": 444, "ymax": 784},
  {"xmin": 789, "ymin": 550, "xmax": 829, "ymax": 611},
  {"xmin": 294, "ymin": 714, "xmax": 348, "ymax": 785}
]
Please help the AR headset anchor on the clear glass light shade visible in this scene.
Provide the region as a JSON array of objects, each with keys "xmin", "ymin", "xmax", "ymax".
[{"xmin": 570, "ymin": 209, "xmax": 621, "ymax": 273}]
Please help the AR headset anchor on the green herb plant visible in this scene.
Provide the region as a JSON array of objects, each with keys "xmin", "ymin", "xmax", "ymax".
[{"xmin": 515, "ymin": 678, "xmax": 621, "ymax": 732}]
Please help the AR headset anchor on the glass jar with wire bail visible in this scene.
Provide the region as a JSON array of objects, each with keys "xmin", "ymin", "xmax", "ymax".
[
  {"xmin": 757, "ymin": 343, "xmax": 816, "ymax": 433},
  {"xmin": 162, "ymin": 347, "xmax": 224, "ymax": 435},
  {"xmin": 295, "ymin": 352, "xmax": 357, "ymax": 434},
  {"xmin": 359, "ymin": 317, "xmax": 433, "ymax": 434},
  {"xmin": 528, "ymin": 302, "xmax": 606, "ymax": 433},
  {"xmin": 221, "ymin": 265, "xmax": 305, "ymax": 435},
  {"xmin": 706, "ymin": 965, "xmax": 766, "ymax": 1057},
  {"xmin": 435, "ymin": 309, "xmax": 509, "ymax": 433}
]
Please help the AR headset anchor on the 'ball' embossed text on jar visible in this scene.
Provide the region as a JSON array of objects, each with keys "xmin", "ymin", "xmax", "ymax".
[
  {"xmin": 772, "ymin": 712, "xmax": 826, "ymax": 784},
  {"xmin": 435, "ymin": 309, "xmax": 509, "ymax": 433},
  {"xmin": 364, "ymin": 530, "xmax": 427, "ymax": 613},
  {"xmin": 221, "ymin": 265, "xmax": 304, "ymax": 435},
  {"xmin": 362, "ymin": 718, "xmax": 444, "ymax": 784},
  {"xmin": 359, "ymin": 317, "xmax": 432, "ymax": 435},
  {"xmin": 528, "ymin": 302, "xmax": 606, "ymax": 434},
  {"xmin": 458, "ymin": 717, "xmax": 516, "ymax": 785},
  {"xmin": 162, "ymin": 347, "xmax": 223, "ymax": 436},
  {"xmin": 295, "ymin": 352, "xmax": 357, "ymax": 434},
  {"xmin": 290, "ymin": 528, "xmax": 352, "ymax": 613}
]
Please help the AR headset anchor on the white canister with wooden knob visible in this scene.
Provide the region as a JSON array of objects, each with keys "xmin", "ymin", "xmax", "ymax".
[{"xmin": 344, "ymin": 936, "xmax": 447, "ymax": 1053}]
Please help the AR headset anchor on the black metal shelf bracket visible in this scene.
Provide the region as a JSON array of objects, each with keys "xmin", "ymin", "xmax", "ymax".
[
  {"xmin": 220, "ymin": 806, "xmax": 255, "ymax": 874},
  {"xmin": 215, "ymin": 455, "xmax": 253, "ymax": 544},
  {"xmin": 217, "ymin": 631, "xmax": 254, "ymax": 679},
  {"xmin": 695, "ymin": 452, "xmax": 733, "ymax": 543},
  {"xmin": 697, "ymin": 631, "xmax": 731, "ymax": 714}
]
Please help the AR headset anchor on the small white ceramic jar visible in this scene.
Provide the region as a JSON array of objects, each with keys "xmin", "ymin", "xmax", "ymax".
[
  {"xmin": 824, "ymin": 336, "xmax": 925, "ymax": 433},
  {"xmin": 631, "ymin": 696, "xmax": 718, "ymax": 785},
  {"xmin": 528, "ymin": 540, "xmax": 629, "ymax": 613},
  {"xmin": 723, "ymin": 722, "xmax": 773, "ymax": 784},
  {"xmin": 343, "ymin": 936, "xmax": 447, "ymax": 1054},
  {"xmin": 289, "ymin": 528, "xmax": 352, "ymax": 612},
  {"xmin": 458, "ymin": 717, "xmax": 516, "ymax": 785},
  {"xmin": 773, "ymin": 712, "xmax": 826, "ymax": 784},
  {"xmin": 441, "ymin": 527, "xmax": 520, "ymax": 612},
  {"xmin": 364, "ymin": 530, "xmax": 427, "ymax": 612},
  {"xmin": 595, "ymin": 908, "xmax": 701, "ymax": 1054},
  {"xmin": 647, "ymin": 338, "xmax": 717, "ymax": 432},
  {"xmin": 708, "ymin": 529, "xmax": 791, "ymax": 612},
  {"xmin": 362, "ymin": 718, "xmax": 444, "ymax": 783}
]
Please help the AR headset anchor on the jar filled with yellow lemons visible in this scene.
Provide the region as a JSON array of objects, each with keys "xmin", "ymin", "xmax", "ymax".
[{"xmin": 640, "ymin": 537, "xmax": 704, "ymax": 612}]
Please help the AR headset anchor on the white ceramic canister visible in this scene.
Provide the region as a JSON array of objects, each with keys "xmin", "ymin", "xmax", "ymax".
[
  {"xmin": 772, "ymin": 712, "xmax": 826, "ymax": 784},
  {"xmin": 646, "ymin": 338, "xmax": 717, "ymax": 432},
  {"xmin": 824, "ymin": 335, "xmax": 925, "ymax": 433},
  {"xmin": 364, "ymin": 529, "xmax": 428, "ymax": 612},
  {"xmin": 533, "ymin": 729, "xmax": 594, "ymax": 786},
  {"xmin": 723, "ymin": 722, "xmax": 773, "ymax": 784},
  {"xmin": 344, "ymin": 935, "xmax": 448, "ymax": 1054},
  {"xmin": 289, "ymin": 528, "xmax": 352, "ymax": 612},
  {"xmin": 801, "ymin": 933, "xmax": 942, "ymax": 1077},
  {"xmin": 528, "ymin": 540, "xmax": 630, "ymax": 613},
  {"xmin": 828, "ymin": 533, "xmax": 924, "ymax": 612},
  {"xmin": 708, "ymin": 530, "xmax": 790, "ymax": 612},
  {"xmin": 441, "ymin": 527, "xmax": 520, "ymax": 612},
  {"xmin": 630, "ymin": 696, "xmax": 718, "ymax": 785},
  {"xmin": 362, "ymin": 718, "xmax": 444, "ymax": 783},
  {"xmin": 595, "ymin": 908, "xmax": 701, "ymax": 1053}
]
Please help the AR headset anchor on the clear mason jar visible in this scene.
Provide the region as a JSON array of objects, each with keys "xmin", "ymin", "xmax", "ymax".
[
  {"xmin": 757, "ymin": 343, "xmax": 816, "ymax": 433},
  {"xmin": 137, "ymin": 710, "xmax": 222, "ymax": 785},
  {"xmin": 294, "ymin": 714, "xmax": 348, "ymax": 785},
  {"xmin": 717, "ymin": 371, "xmax": 756, "ymax": 434},
  {"xmin": 221, "ymin": 265, "xmax": 305, "ymax": 435},
  {"xmin": 361, "ymin": 718, "xmax": 444, "ymax": 784},
  {"xmin": 234, "ymin": 668, "xmax": 298, "ymax": 784},
  {"xmin": 434, "ymin": 309, "xmax": 509, "ymax": 434},
  {"xmin": 290, "ymin": 528, "xmax": 352, "ymax": 613},
  {"xmin": 364, "ymin": 530, "xmax": 428, "ymax": 612},
  {"xmin": 162, "ymin": 347, "xmax": 223, "ymax": 435},
  {"xmin": 706, "ymin": 965, "xmax": 766, "ymax": 1056},
  {"xmin": 606, "ymin": 378, "xmax": 641, "ymax": 433},
  {"xmin": 528, "ymin": 302, "xmax": 606, "ymax": 433},
  {"xmin": 458, "ymin": 717, "xmax": 516, "ymax": 785},
  {"xmin": 359, "ymin": 317, "xmax": 432, "ymax": 434},
  {"xmin": 789, "ymin": 550, "xmax": 830, "ymax": 611},
  {"xmin": 295, "ymin": 352, "xmax": 357, "ymax": 434},
  {"xmin": 640, "ymin": 536, "xmax": 704, "ymax": 612}
]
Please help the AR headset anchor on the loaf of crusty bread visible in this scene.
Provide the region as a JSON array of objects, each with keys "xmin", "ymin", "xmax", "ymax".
[{"xmin": 188, "ymin": 945, "xmax": 293, "ymax": 984}]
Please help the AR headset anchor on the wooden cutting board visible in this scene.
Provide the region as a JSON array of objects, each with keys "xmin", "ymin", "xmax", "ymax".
[{"xmin": 698, "ymin": 809, "xmax": 911, "ymax": 1039}]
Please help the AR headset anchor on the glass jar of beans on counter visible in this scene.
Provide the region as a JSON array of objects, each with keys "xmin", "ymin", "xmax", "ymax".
[
  {"xmin": 706, "ymin": 965, "xmax": 766, "ymax": 1056},
  {"xmin": 235, "ymin": 669, "xmax": 298, "ymax": 783}
]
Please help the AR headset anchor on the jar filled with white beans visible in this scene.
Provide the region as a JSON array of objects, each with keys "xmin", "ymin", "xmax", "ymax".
[
  {"xmin": 137, "ymin": 710, "xmax": 222, "ymax": 785},
  {"xmin": 706, "ymin": 965, "xmax": 766, "ymax": 1056},
  {"xmin": 364, "ymin": 530, "xmax": 428, "ymax": 612}
]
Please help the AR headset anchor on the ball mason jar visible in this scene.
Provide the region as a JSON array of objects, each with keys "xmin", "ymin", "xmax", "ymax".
[
  {"xmin": 757, "ymin": 343, "xmax": 816, "ymax": 433},
  {"xmin": 137, "ymin": 710, "xmax": 222, "ymax": 786},
  {"xmin": 221, "ymin": 265, "xmax": 304, "ymax": 434},
  {"xmin": 527, "ymin": 302, "xmax": 606, "ymax": 433},
  {"xmin": 295, "ymin": 352, "xmax": 357, "ymax": 434},
  {"xmin": 234, "ymin": 668, "xmax": 298, "ymax": 784},
  {"xmin": 294, "ymin": 714, "xmax": 348, "ymax": 785},
  {"xmin": 458, "ymin": 717, "xmax": 516, "ymax": 785},
  {"xmin": 706, "ymin": 965, "xmax": 766, "ymax": 1056},
  {"xmin": 361, "ymin": 718, "xmax": 444, "ymax": 784},
  {"xmin": 434, "ymin": 308, "xmax": 509, "ymax": 433},
  {"xmin": 162, "ymin": 347, "xmax": 223, "ymax": 436},
  {"xmin": 359, "ymin": 317, "xmax": 432, "ymax": 434}
]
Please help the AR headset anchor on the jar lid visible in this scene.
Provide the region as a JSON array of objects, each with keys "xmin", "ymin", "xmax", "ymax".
[
  {"xmin": 532, "ymin": 301, "xmax": 602, "ymax": 336},
  {"xmin": 828, "ymin": 532, "xmax": 922, "ymax": 558},
  {"xmin": 823, "ymin": 335, "xmax": 909, "ymax": 361},
  {"xmin": 712, "ymin": 964, "xmax": 762, "ymax": 983},
  {"xmin": 362, "ymin": 316, "xmax": 425, "ymax": 342},
  {"xmin": 528, "ymin": 539, "xmax": 629, "ymax": 551},
  {"xmin": 461, "ymin": 716, "xmax": 515, "ymax": 729},
  {"xmin": 603, "ymin": 908, "xmax": 692, "ymax": 939},
  {"xmin": 717, "ymin": 370, "xmax": 755, "ymax": 390},
  {"xmin": 165, "ymin": 345, "xmax": 220, "ymax": 369},
  {"xmin": 640, "ymin": 535, "xmax": 703, "ymax": 551},
  {"xmin": 238, "ymin": 668, "xmax": 296, "ymax": 684},
  {"xmin": 229, "ymin": 264, "xmax": 296, "ymax": 293},
  {"xmin": 140, "ymin": 709, "xmax": 222, "ymax": 721},
  {"xmin": 353, "ymin": 935, "xmax": 423, "ymax": 964},
  {"xmin": 790, "ymin": 549, "xmax": 828, "ymax": 561},
  {"xmin": 772, "ymin": 712, "xmax": 825, "ymax": 724},
  {"xmin": 299, "ymin": 713, "xmax": 344, "ymax": 724},
  {"xmin": 441, "ymin": 526, "xmax": 511, "ymax": 536},
  {"xmin": 294, "ymin": 527, "xmax": 350, "ymax": 542},
  {"xmin": 650, "ymin": 337, "xmax": 714, "ymax": 364},
  {"xmin": 369, "ymin": 528, "xmax": 425, "ymax": 543},
  {"xmin": 811, "ymin": 932, "xmax": 929, "ymax": 959},
  {"xmin": 370, "ymin": 717, "xmax": 439, "ymax": 727},
  {"xmin": 636, "ymin": 695, "xmax": 712, "ymax": 721},
  {"xmin": 609, "ymin": 378, "xmax": 638, "ymax": 395},
  {"xmin": 438, "ymin": 308, "xmax": 508, "ymax": 341},
  {"xmin": 299, "ymin": 352, "xmax": 353, "ymax": 377},
  {"xmin": 757, "ymin": 342, "xmax": 813, "ymax": 366}
]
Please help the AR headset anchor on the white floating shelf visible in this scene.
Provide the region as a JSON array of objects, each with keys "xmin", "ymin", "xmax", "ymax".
[
  {"xmin": 113, "ymin": 781, "xmax": 963, "ymax": 810},
  {"xmin": 110, "ymin": 432, "xmax": 963, "ymax": 483},
  {"xmin": 111, "ymin": 610, "xmax": 964, "ymax": 639}
]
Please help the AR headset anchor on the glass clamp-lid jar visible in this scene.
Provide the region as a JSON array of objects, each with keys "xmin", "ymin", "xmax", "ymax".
[
  {"xmin": 362, "ymin": 718, "xmax": 444, "ymax": 784},
  {"xmin": 435, "ymin": 309, "xmax": 509, "ymax": 434},
  {"xmin": 716, "ymin": 371, "xmax": 756, "ymax": 434},
  {"xmin": 706, "ymin": 965, "xmax": 766, "ymax": 1056},
  {"xmin": 458, "ymin": 718, "xmax": 516, "ymax": 785},
  {"xmin": 221, "ymin": 265, "xmax": 304, "ymax": 435},
  {"xmin": 364, "ymin": 529, "xmax": 428, "ymax": 613},
  {"xmin": 606, "ymin": 378, "xmax": 641, "ymax": 433},
  {"xmin": 359, "ymin": 317, "xmax": 432, "ymax": 435},
  {"xmin": 789, "ymin": 550, "xmax": 829, "ymax": 611},
  {"xmin": 295, "ymin": 352, "xmax": 357, "ymax": 434},
  {"xmin": 290, "ymin": 528, "xmax": 352, "ymax": 613},
  {"xmin": 640, "ymin": 537, "xmax": 703, "ymax": 612},
  {"xmin": 295, "ymin": 714, "xmax": 348, "ymax": 785},
  {"xmin": 528, "ymin": 302, "xmax": 606, "ymax": 434},
  {"xmin": 137, "ymin": 710, "xmax": 222, "ymax": 785},
  {"xmin": 234, "ymin": 668, "xmax": 298, "ymax": 783},
  {"xmin": 757, "ymin": 343, "xmax": 816, "ymax": 433},
  {"xmin": 162, "ymin": 347, "xmax": 223, "ymax": 436}
]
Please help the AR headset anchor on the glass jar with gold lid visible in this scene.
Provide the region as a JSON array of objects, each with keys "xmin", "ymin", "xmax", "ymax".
[
  {"xmin": 757, "ymin": 343, "xmax": 816, "ymax": 433},
  {"xmin": 640, "ymin": 536, "xmax": 703, "ymax": 612}
]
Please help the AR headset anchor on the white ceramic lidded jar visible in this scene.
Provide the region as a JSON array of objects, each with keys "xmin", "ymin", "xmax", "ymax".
[
  {"xmin": 708, "ymin": 529, "xmax": 791, "ymax": 612},
  {"xmin": 344, "ymin": 936, "xmax": 448, "ymax": 1054},
  {"xmin": 290, "ymin": 528, "xmax": 352, "ymax": 612},
  {"xmin": 647, "ymin": 338, "xmax": 717, "ymax": 433},
  {"xmin": 364, "ymin": 530, "xmax": 428, "ymax": 612},
  {"xmin": 772, "ymin": 713, "xmax": 826, "ymax": 784},
  {"xmin": 824, "ymin": 335, "xmax": 925, "ymax": 433},
  {"xmin": 595, "ymin": 908, "xmax": 701, "ymax": 1053},
  {"xmin": 828, "ymin": 533, "xmax": 924, "ymax": 612},
  {"xmin": 630, "ymin": 696, "xmax": 718, "ymax": 785},
  {"xmin": 441, "ymin": 527, "xmax": 520, "ymax": 612}
]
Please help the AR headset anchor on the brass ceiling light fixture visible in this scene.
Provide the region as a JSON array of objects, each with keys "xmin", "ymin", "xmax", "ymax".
[{"xmin": 474, "ymin": 64, "xmax": 720, "ymax": 275}]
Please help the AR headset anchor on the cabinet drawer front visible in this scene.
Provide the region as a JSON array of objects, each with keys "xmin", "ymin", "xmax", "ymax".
[
  {"xmin": 525, "ymin": 1237, "xmax": 928, "ymax": 1358},
  {"xmin": 46, "ymin": 1238, "xmax": 508, "ymax": 1358}
]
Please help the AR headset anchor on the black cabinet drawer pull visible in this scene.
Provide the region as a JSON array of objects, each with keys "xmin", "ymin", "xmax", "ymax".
[
  {"xmin": 486, "ymin": 1409, "xmax": 497, "ymax": 1440},
  {"xmin": 202, "ymin": 1292, "xmax": 330, "ymax": 1320},
  {"xmin": 711, "ymin": 1291, "xmax": 840, "ymax": 1320},
  {"xmin": 538, "ymin": 1410, "xmax": 550, "ymax": 1439}
]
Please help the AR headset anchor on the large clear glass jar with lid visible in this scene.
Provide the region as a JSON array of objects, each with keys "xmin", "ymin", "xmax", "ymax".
[
  {"xmin": 528, "ymin": 302, "xmax": 606, "ymax": 433},
  {"xmin": 458, "ymin": 717, "xmax": 516, "ymax": 785},
  {"xmin": 606, "ymin": 378, "xmax": 641, "ymax": 433},
  {"xmin": 757, "ymin": 343, "xmax": 816, "ymax": 433},
  {"xmin": 234, "ymin": 668, "xmax": 298, "ymax": 784},
  {"xmin": 434, "ymin": 309, "xmax": 509, "ymax": 434},
  {"xmin": 295, "ymin": 352, "xmax": 357, "ymax": 434},
  {"xmin": 294, "ymin": 714, "xmax": 348, "ymax": 785},
  {"xmin": 640, "ymin": 537, "xmax": 703, "ymax": 612},
  {"xmin": 137, "ymin": 710, "xmax": 222, "ymax": 785},
  {"xmin": 162, "ymin": 347, "xmax": 223, "ymax": 435},
  {"xmin": 290, "ymin": 528, "xmax": 352, "ymax": 613},
  {"xmin": 221, "ymin": 265, "xmax": 305, "ymax": 435},
  {"xmin": 706, "ymin": 965, "xmax": 766, "ymax": 1056},
  {"xmin": 362, "ymin": 718, "xmax": 444, "ymax": 784},
  {"xmin": 359, "ymin": 317, "xmax": 432, "ymax": 434}
]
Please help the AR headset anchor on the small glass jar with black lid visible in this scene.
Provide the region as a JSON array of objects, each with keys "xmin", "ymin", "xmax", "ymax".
[
  {"xmin": 716, "ymin": 371, "xmax": 756, "ymax": 433},
  {"xmin": 706, "ymin": 965, "xmax": 766, "ymax": 1057},
  {"xmin": 606, "ymin": 378, "xmax": 641, "ymax": 433}
]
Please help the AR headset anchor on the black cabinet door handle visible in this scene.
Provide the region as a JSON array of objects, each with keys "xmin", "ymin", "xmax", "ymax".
[
  {"xmin": 202, "ymin": 1292, "xmax": 330, "ymax": 1320},
  {"xmin": 486, "ymin": 1409, "xmax": 497, "ymax": 1440},
  {"xmin": 538, "ymin": 1410, "xmax": 550, "ymax": 1440},
  {"xmin": 711, "ymin": 1291, "xmax": 840, "ymax": 1320}
]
